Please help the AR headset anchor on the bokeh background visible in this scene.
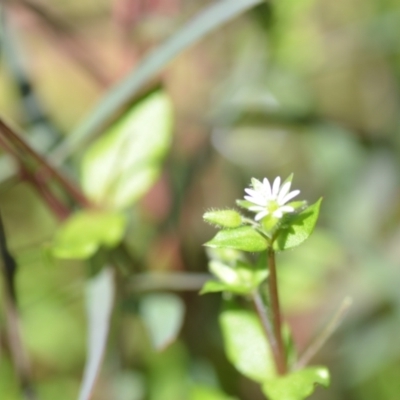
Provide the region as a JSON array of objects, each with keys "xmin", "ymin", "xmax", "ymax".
[{"xmin": 1, "ymin": 0, "xmax": 400, "ymax": 399}]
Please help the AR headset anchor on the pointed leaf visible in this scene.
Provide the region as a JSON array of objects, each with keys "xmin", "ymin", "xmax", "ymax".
[
  {"xmin": 273, "ymin": 198, "xmax": 322, "ymax": 251},
  {"xmin": 78, "ymin": 267, "xmax": 115, "ymax": 400},
  {"xmin": 81, "ymin": 91, "xmax": 173, "ymax": 209},
  {"xmin": 203, "ymin": 209, "xmax": 242, "ymax": 228},
  {"xmin": 202, "ymin": 260, "xmax": 268, "ymax": 295},
  {"xmin": 52, "ymin": 210, "xmax": 126, "ymax": 259},
  {"xmin": 205, "ymin": 226, "xmax": 268, "ymax": 252},
  {"xmin": 220, "ymin": 307, "xmax": 276, "ymax": 382},
  {"xmin": 139, "ymin": 293, "xmax": 185, "ymax": 351},
  {"xmin": 262, "ymin": 367, "xmax": 330, "ymax": 400}
]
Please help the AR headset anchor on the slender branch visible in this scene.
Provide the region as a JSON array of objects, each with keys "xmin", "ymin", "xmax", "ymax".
[
  {"xmin": 267, "ymin": 248, "xmax": 286, "ymax": 374},
  {"xmin": 252, "ymin": 290, "xmax": 282, "ymax": 375},
  {"xmin": 0, "ymin": 117, "xmax": 91, "ymax": 208},
  {"xmin": 295, "ymin": 296, "xmax": 353, "ymax": 370}
]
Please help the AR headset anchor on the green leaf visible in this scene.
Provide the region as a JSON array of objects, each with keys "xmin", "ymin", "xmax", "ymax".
[
  {"xmin": 190, "ymin": 385, "xmax": 238, "ymax": 400},
  {"xmin": 205, "ymin": 226, "xmax": 268, "ymax": 252},
  {"xmin": 262, "ymin": 367, "xmax": 330, "ymax": 400},
  {"xmin": 220, "ymin": 307, "xmax": 276, "ymax": 382},
  {"xmin": 139, "ymin": 293, "xmax": 185, "ymax": 351},
  {"xmin": 201, "ymin": 260, "xmax": 268, "ymax": 295},
  {"xmin": 81, "ymin": 91, "xmax": 173, "ymax": 209},
  {"xmin": 200, "ymin": 280, "xmax": 232, "ymax": 294},
  {"xmin": 273, "ymin": 198, "xmax": 322, "ymax": 251},
  {"xmin": 206, "ymin": 247, "xmax": 245, "ymax": 264},
  {"xmin": 52, "ymin": 210, "xmax": 126, "ymax": 259},
  {"xmin": 203, "ymin": 209, "xmax": 242, "ymax": 228},
  {"xmin": 78, "ymin": 267, "xmax": 115, "ymax": 400},
  {"xmin": 50, "ymin": 0, "xmax": 263, "ymax": 163}
]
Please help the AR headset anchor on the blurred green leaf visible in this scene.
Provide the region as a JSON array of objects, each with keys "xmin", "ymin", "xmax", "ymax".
[
  {"xmin": 190, "ymin": 385, "xmax": 238, "ymax": 400},
  {"xmin": 220, "ymin": 307, "xmax": 276, "ymax": 382},
  {"xmin": 52, "ymin": 210, "xmax": 126, "ymax": 259},
  {"xmin": 81, "ymin": 91, "xmax": 173, "ymax": 209},
  {"xmin": 50, "ymin": 0, "xmax": 263, "ymax": 163},
  {"xmin": 201, "ymin": 260, "xmax": 268, "ymax": 295},
  {"xmin": 139, "ymin": 293, "xmax": 185, "ymax": 351},
  {"xmin": 148, "ymin": 342, "xmax": 188, "ymax": 400},
  {"xmin": 78, "ymin": 267, "xmax": 115, "ymax": 400},
  {"xmin": 200, "ymin": 280, "xmax": 233, "ymax": 295},
  {"xmin": 205, "ymin": 226, "xmax": 268, "ymax": 252},
  {"xmin": 112, "ymin": 371, "xmax": 146, "ymax": 400},
  {"xmin": 273, "ymin": 198, "xmax": 322, "ymax": 251},
  {"xmin": 262, "ymin": 367, "xmax": 330, "ymax": 400},
  {"xmin": 203, "ymin": 209, "xmax": 242, "ymax": 228}
]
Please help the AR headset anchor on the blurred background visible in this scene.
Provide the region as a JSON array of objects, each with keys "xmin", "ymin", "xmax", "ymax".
[{"xmin": 1, "ymin": 0, "xmax": 400, "ymax": 399}]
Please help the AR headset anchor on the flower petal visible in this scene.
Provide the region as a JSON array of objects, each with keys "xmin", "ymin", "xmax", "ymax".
[
  {"xmin": 255, "ymin": 210, "xmax": 269, "ymax": 221},
  {"xmin": 272, "ymin": 176, "xmax": 281, "ymax": 198},
  {"xmin": 281, "ymin": 190, "xmax": 300, "ymax": 204},
  {"xmin": 277, "ymin": 181, "xmax": 291, "ymax": 204},
  {"xmin": 278, "ymin": 205, "xmax": 294, "ymax": 213},
  {"xmin": 244, "ymin": 195, "xmax": 267, "ymax": 207},
  {"xmin": 244, "ymin": 188, "xmax": 266, "ymax": 202},
  {"xmin": 273, "ymin": 210, "xmax": 283, "ymax": 218},
  {"xmin": 262, "ymin": 178, "xmax": 272, "ymax": 198},
  {"xmin": 249, "ymin": 206, "xmax": 265, "ymax": 212}
]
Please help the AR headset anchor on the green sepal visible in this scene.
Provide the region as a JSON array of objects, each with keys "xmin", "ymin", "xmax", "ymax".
[
  {"xmin": 204, "ymin": 226, "xmax": 268, "ymax": 252},
  {"xmin": 236, "ymin": 199, "xmax": 255, "ymax": 211},
  {"xmin": 203, "ymin": 209, "xmax": 243, "ymax": 228}
]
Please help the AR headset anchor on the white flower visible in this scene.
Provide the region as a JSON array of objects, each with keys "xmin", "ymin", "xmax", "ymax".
[{"xmin": 244, "ymin": 176, "xmax": 300, "ymax": 221}]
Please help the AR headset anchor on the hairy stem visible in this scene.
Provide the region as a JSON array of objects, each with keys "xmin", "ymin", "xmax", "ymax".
[{"xmin": 268, "ymin": 248, "xmax": 286, "ymax": 374}]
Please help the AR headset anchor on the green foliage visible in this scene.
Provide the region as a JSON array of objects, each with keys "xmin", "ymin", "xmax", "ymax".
[
  {"xmin": 78, "ymin": 268, "xmax": 115, "ymax": 400},
  {"xmin": 262, "ymin": 367, "xmax": 330, "ymax": 400},
  {"xmin": 203, "ymin": 209, "xmax": 243, "ymax": 228},
  {"xmin": 219, "ymin": 306, "xmax": 276, "ymax": 382},
  {"xmin": 52, "ymin": 210, "xmax": 126, "ymax": 259},
  {"xmin": 81, "ymin": 91, "xmax": 173, "ymax": 209},
  {"xmin": 147, "ymin": 342, "xmax": 188, "ymax": 400},
  {"xmin": 201, "ymin": 260, "xmax": 268, "ymax": 295},
  {"xmin": 205, "ymin": 226, "xmax": 268, "ymax": 252},
  {"xmin": 273, "ymin": 198, "xmax": 322, "ymax": 251},
  {"xmin": 190, "ymin": 385, "xmax": 238, "ymax": 400},
  {"xmin": 139, "ymin": 293, "xmax": 185, "ymax": 351}
]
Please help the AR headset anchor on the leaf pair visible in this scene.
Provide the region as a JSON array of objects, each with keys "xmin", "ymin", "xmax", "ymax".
[
  {"xmin": 52, "ymin": 91, "xmax": 173, "ymax": 260},
  {"xmin": 220, "ymin": 307, "xmax": 329, "ymax": 400},
  {"xmin": 205, "ymin": 199, "xmax": 322, "ymax": 253}
]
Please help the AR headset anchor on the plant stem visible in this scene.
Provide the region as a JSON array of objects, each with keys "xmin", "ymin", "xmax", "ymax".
[
  {"xmin": 252, "ymin": 290, "xmax": 281, "ymax": 374},
  {"xmin": 0, "ymin": 117, "xmax": 91, "ymax": 208},
  {"xmin": 268, "ymin": 248, "xmax": 286, "ymax": 374}
]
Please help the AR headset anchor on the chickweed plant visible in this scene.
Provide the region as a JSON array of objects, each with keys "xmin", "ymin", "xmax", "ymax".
[{"xmin": 202, "ymin": 175, "xmax": 348, "ymax": 400}]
